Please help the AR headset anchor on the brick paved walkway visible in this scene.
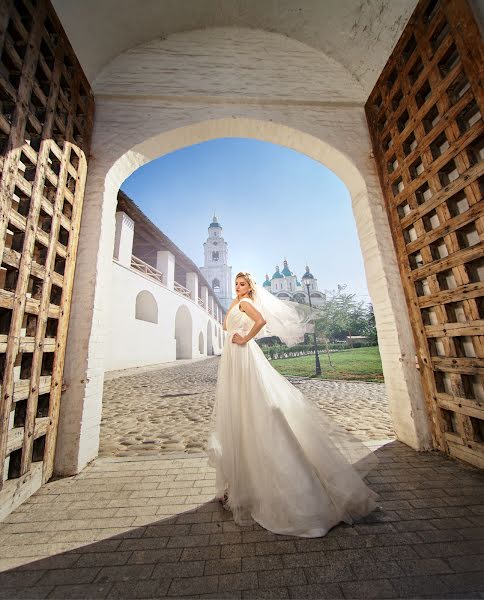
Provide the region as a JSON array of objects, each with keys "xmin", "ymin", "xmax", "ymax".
[{"xmin": 1, "ymin": 440, "xmax": 484, "ymax": 599}]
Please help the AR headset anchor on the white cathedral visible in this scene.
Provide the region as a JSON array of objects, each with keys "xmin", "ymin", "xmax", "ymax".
[
  {"xmin": 200, "ymin": 216, "xmax": 324, "ymax": 308},
  {"xmin": 263, "ymin": 260, "xmax": 325, "ymax": 306}
]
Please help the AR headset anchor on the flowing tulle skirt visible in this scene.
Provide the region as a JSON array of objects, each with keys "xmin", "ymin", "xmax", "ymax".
[{"xmin": 206, "ymin": 335, "xmax": 379, "ymax": 538}]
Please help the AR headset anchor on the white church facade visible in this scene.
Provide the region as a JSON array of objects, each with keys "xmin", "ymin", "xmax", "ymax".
[
  {"xmin": 263, "ymin": 260, "xmax": 325, "ymax": 306},
  {"xmin": 199, "ymin": 216, "xmax": 233, "ymax": 310}
]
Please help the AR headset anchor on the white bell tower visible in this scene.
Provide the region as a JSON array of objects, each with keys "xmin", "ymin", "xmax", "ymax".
[{"xmin": 200, "ymin": 215, "xmax": 232, "ymax": 310}]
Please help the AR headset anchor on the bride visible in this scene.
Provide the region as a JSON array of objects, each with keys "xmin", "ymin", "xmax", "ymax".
[{"xmin": 206, "ymin": 271, "xmax": 379, "ymax": 538}]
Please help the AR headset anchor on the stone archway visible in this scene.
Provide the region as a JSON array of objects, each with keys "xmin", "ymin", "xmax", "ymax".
[
  {"xmin": 174, "ymin": 305, "xmax": 192, "ymax": 360},
  {"xmin": 55, "ymin": 27, "xmax": 432, "ymax": 476}
]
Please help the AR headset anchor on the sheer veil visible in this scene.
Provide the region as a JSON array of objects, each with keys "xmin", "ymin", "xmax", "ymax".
[{"xmin": 250, "ymin": 282, "xmax": 319, "ymax": 346}]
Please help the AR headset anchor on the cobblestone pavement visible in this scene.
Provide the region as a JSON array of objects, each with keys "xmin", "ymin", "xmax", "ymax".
[
  {"xmin": 100, "ymin": 358, "xmax": 395, "ymax": 458},
  {"xmin": 1, "ymin": 443, "xmax": 484, "ymax": 599}
]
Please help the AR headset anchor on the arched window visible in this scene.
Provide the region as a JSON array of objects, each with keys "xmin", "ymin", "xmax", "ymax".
[
  {"xmin": 198, "ymin": 331, "xmax": 204, "ymax": 354},
  {"xmin": 135, "ymin": 290, "xmax": 158, "ymax": 323},
  {"xmin": 212, "ymin": 278, "xmax": 220, "ymax": 292},
  {"xmin": 212, "ymin": 251, "xmax": 219, "ymax": 262}
]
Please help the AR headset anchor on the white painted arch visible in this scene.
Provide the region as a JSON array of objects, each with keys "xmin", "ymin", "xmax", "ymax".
[{"xmin": 54, "ymin": 28, "xmax": 433, "ymax": 477}]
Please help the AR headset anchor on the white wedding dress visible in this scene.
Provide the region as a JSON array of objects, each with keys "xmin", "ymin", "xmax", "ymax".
[{"xmin": 207, "ymin": 297, "xmax": 379, "ymax": 538}]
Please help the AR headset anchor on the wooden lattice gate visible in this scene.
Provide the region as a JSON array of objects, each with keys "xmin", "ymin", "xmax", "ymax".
[
  {"xmin": 0, "ymin": 0, "xmax": 93, "ymax": 514},
  {"xmin": 366, "ymin": 0, "xmax": 483, "ymax": 468}
]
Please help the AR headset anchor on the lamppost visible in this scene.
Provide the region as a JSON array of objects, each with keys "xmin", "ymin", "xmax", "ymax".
[{"xmin": 302, "ymin": 272, "xmax": 321, "ymax": 376}]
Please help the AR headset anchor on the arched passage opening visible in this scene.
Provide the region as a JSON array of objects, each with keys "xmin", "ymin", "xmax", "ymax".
[
  {"xmin": 56, "ymin": 27, "xmax": 432, "ymax": 475},
  {"xmin": 198, "ymin": 331, "xmax": 205, "ymax": 355},
  {"xmin": 175, "ymin": 305, "xmax": 193, "ymax": 359}
]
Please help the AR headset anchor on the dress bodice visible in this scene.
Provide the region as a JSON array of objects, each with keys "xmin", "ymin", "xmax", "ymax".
[{"xmin": 226, "ymin": 299, "xmax": 254, "ymax": 334}]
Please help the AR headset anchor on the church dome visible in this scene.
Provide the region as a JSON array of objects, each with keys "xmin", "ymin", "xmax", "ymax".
[
  {"xmin": 209, "ymin": 215, "xmax": 221, "ymax": 228},
  {"xmin": 281, "ymin": 259, "xmax": 293, "ymax": 277},
  {"xmin": 272, "ymin": 266, "xmax": 283, "ymax": 279},
  {"xmin": 302, "ymin": 266, "xmax": 314, "ymax": 279},
  {"xmin": 263, "ymin": 274, "xmax": 271, "ymax": 287}
]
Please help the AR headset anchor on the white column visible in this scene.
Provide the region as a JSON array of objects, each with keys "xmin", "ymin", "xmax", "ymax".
[
  {"xmin": 201, "ymin": 285, "xmax": 209, "ymax": 310},
  {"xmin": 113, "ymin": 211, "xmax": 134, "ymax": 267},
  {"xmin": 156, "ymin": 250, "xmax": 175, "ymax": 290},
  {"xmin": 186, "ymin": 272, "xmax": 198, "ymax": 302}
]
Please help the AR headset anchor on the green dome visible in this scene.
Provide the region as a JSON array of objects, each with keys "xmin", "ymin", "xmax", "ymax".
[
  {"xmin": 209, "ymin": 215, "xmax": 221, "ymax": 228},
  {"xmin": 272, "ymin": 266, "xmax": 283, "ymax": 279},
  {"xmin": 303, "ymin": 266, "xmax": 314, "ymax": 279},
  {"xmin": 263, "ymin": 275, "xmax": 271, "ymax": 287},
  {"xmin": 281, "ymin": 260, "xmax": 293, "ymax": 277}
]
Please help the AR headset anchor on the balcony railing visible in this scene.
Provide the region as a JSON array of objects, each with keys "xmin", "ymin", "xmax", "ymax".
[
  {"xmin": 174, "ymin": 281, "xmax": 191, "ymax": 298},
  {"xmin": 130, "ymin": 255, "xmax": 163, "ymax": 284}
]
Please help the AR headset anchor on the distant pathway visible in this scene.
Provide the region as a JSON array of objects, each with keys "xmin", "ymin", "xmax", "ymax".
[{"xmin": 100, "ymin": 358, "xmax": 395, "ymax": 458}]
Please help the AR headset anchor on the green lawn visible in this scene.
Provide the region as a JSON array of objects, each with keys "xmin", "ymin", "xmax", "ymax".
[{"xmin": 270, "ymin": 346, "xmax": 384, "ymax": 382}]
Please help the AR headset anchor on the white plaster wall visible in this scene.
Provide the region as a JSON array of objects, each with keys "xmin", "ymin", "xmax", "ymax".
[{"xmin": 56, "ymin": 27, "xmax": 432, "ymax": 477}]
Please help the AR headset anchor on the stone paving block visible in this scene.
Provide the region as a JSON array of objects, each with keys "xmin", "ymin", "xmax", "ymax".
[
  {"xmin": 200, "ymin": 592, "xmax": 241, "ymax": 599},
  {"xmin": 258, "ymin": 567, "xmax": 307, "ymax": 588},
  {"xmin": 167, "ymin": 534, "xmax": 210, "ymax": 548},
  {"xmin": 415, "ymin": 528, "xmax": 465, "ymax": 543},
  {"xmin": 368, "ymin": 545, "xmax": 419, "ymax": 561},
  {"xmin": 413, "ymin": 540, "xmax": 484, "ymax": 558},
  {"xmin": 75, "ymin": 551, "xmax": 131, "ymax": 568},
  {"xmin": 281, "ymin": 550, "xmax": 329, "ymax": 569},
  {"xmin": 204, "ymin": 558, "xmax": 241, "ymax": 575},
  {"xmin": 353, "ymin": 523, "xmax": 397, "ymax": 535},
  {"xmin": 218, "ymin": 571, "xmax": 258, "ymax": 592},
  {"xmin": 397, "ymin": 557, "xmax": 453, "ymax": 575},
  {"xmin": 447, "ymin": 554, "xmax": 484, "ymax": 572},
  {"xmin": 287, "ymin": 583, "xmax": 344, "ymax": 599},
  {"xmin": 389, "ymin": 574, "xmax": 450, "ymax": 597},
  {"xmin": 220, "ymin": 543, "xmax": 256, "ymax": 559},
  {"xmin": 180, "ymin": 546, "xmax": 221, "ymax": 561},
  {"xmin": 190, "ymin": 522, "xmax": 223, "ymax": 535},
  {"xmin": 393, "ymin": 519, "xmax": 436, "ymax": 532},
  {"xmin": 337, "ymin": 531, "xmax": 420, "ymax": 549},
  {"xmin": 0, "ymin": 570, "xmax": 45, "ymax": 587},
  {"xmin": 0, "ymin": 586, "xmax": 53, "ymax": 599},
  {"xmin": 294, "ymin": 537, "xmax": 340, "ymax": 553},
  {"xmin": 339, "ymin": 578, "xmax": 398, "ymax": 598},
  {"xmin": 209, "ymin": 532, "xmax": 243, "ymax": 545},
  {"xmin": 106, "ymin": 579, "xmax": 171, "ymax": 599},
  {"xmin": 459, "ymin": 527, "xmax": 484, "ymax": 540},
  {"xmin": 304, "ymin": 563, "xmax": 354, "ymax": 584},
  {"xmin": 255, "ymin": 541, "xmax": 297, "ymax": 555},
  {"xmin": 242, "ymin": 555, "xmax": 284, "ymax": 571},
  {"xmin": 440, "ymin": 571, "xmax": 484, "ymax": 593},
  {"xmin": 128, "ymin": 548, "xmax": 183, "ymax": 564},
  {"xmin": 351, "ymin": 560, "xmax": 404, "ymax": 580},
  {"xmin": 37, "ymin": 567, "xmax": 101, "ymax": 586},
  {"xmin": 242, "ymin": 587, "xmax": 289, "ymax": 598},
  {"xmin": 152, "ymin": 561, "xmax": 205, "ymax": 579},
  {"xmin": 176, "ymin": 512, "xmax": 213, "ymax": 524},
  {"xmin": 143, "ymin": 523, "xmax": 189, "ymax": 537},
  {"xmin": 94, "ymin": 564, "xmax": 154, "ymax": 583},
  {"xmin": 429, "ymin": 516, "xmax": 475, "ymax": 530},
  {"xmin": 47, "ymin": 583, "xmax": 114, "ymax": 599},
  {"xmin": 168, "ymin": 575, "xmax": 219, "ymax": 596}
]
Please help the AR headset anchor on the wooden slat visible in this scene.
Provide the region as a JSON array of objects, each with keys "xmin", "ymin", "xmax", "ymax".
[
  {"xmin": 412, "ymin": 242, "xmax": 484, "ymax": 281},
  {"xmin": 13, "ymin": 376, "xmax": 51, "ymax": 403},
  {"xmin": 418, "ymin": 281, "xmax": 484, "ymax": 308},
  {"xmin": 6, "ymin": 417, "xmax": 49, "ymax": 455},
  {"xmin": 431, "ymin": 357, "xmax": 484, "ymax": 375},
  {"xmin": 425, "ymin": 320, "xmax": 484, "ymax": 337},
  {"xmin": 437, "ymin": 393, "xmax": 484, "ymax": 421}
]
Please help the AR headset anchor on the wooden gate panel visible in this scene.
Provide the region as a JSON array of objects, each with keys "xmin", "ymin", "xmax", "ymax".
[
  {"xmin": 366, "ymin": 0, "xmax": 483, "ymax": 468},
  {"xmin": 0, "ymin": 0, "xmax": 94, "ymax": 511}
]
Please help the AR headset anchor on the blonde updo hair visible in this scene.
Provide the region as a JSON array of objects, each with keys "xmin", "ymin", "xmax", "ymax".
[{"xmin": 235, "ymin": 271, "xmax": 257, "ymax": 301}]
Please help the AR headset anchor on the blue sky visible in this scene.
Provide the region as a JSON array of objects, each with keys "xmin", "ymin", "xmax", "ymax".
[{"xmin": 121, "ymin": 138, "xmax": 371, "ymax": 302}]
